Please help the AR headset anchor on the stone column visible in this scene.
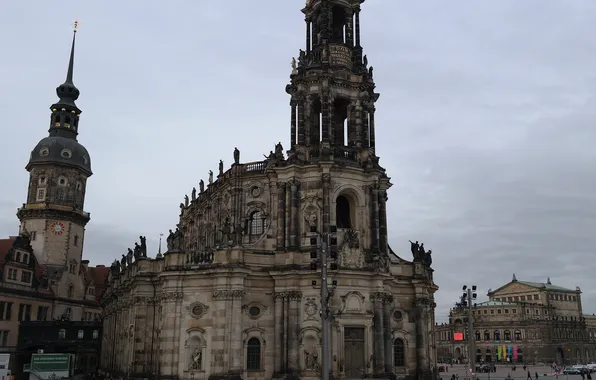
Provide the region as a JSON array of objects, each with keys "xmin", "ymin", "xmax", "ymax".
[
  {"xmin": 230, "ymin": 291, "xmax": 246, "ymax": 372},
  {"xmin": 362, "ymin": 109, "xmax": 370, "ymax": 147},
  {"xmin": 372, "ymin": 292, "xmax": 385, "ymax": 373},
  {"xmin": 347, "ymin": 103, "xmax": 356, "ymax": 146},
  {"xmin": 354, "ymin": 7, "xmax": 361, "ymax": 47},
  {"xmin": 298, "ymin": 98, "xmax": 306, "ymax": 145},
  {"xmin": 305, "ymin": 96, "xmax": 313, "ymax": 146},
  {"xmin": 415, "ymin": 298, "xmax": 431, "ymax": 376},
  {"xmin": 322, "ymin": 174, "xmax": 331, "ymax": 233},
  {"xmin": 369, "ymin": 107, "xmax": 376, "ymax": 151},
  {"xmin": 274, "ymin": 293, "xmax": 286, "ymax": 375},
  {"xmin": 306, "ymin": 18, "xmax": 311, "ymax": 52},
  {"xmin": 277, "ymin": 182, "xmax": 286, "ymax": 249},
  {"xmin": 328, "ymin": 96, "xmax": 335, "ymax": 146},
  {"xmin": 355, "ymin": 101, "xmax": 363, "ymax": 148},
  {"xmin": 289, "ymin": 181, "xmax": 301, "ymax": 249},
  {"xmin": 321, "ymin": 91, "xmax": 330, "ymax": 144},
  {"xmin": 378, "ymin": 190, "xmax": 388, "ymax": 254},
  {"xmin": 290, "ymin": 101, "xmax": 297, "ymax": 149},
  {"xmin": 383, "ymin": 295, "xmax": 393, "ymax": 373},
  {"xmin": 345, "ymin": 9, "xmax": 354, "ymax": 46},
  {"xmin": 369, "ymin": 184, "xmax": 379, "ymax": 253},
  {"xmin": 285, "ymin": 182, "xmax": 292, "ymax": 248},
  {"xmin": 159, "ymin": 292, "xmax": 183, "ymax": 377},
  {"xmin": 287, "ymin": 291, "xmax": 302, "ymax": 372}
]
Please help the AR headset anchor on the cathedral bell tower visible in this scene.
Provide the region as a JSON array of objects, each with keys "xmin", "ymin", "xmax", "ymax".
[
  {"xmin": 286, "ymin": 0, "xmax": 379, "ymax": 163},
  {"xmin": 17, "ymin": 23, "xmax": 93, "ymax": 267}
]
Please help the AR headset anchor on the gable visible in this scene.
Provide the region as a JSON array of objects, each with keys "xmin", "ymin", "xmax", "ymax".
[{"xmin": 491, "ymin": 281, "xmax": 539, "ymax": 296}]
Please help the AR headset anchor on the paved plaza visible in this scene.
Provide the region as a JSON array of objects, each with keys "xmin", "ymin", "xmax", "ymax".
[{"xmin": 439, "ymin": 364, "xmax": 584, "ymax": 380}]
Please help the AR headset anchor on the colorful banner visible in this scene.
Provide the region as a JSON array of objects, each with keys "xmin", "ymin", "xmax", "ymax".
[
  {"xmin": 503, "ymin": 345, "xmax": 507, "ymax": 360},
  {"xmin": 497, "ymin": 346, "xmax": 501, "ymax": 360},
  {"xmin": 513, "ymin": 346, "xmax": 518, "ymax": 360}
]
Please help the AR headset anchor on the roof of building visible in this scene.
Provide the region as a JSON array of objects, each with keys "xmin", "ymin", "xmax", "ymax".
[
  {"xmin": 515, "ymin": 280, "xmax": 574, "ymax": 292},
  {"xmin": 0, "ymin": 237, "xmax": 16, "ymax": 272},
  {"xmin": 476, "ymin": 300, "xmax": 520, "ymax": 307},
  {"xmin": 86, "ymin": 265, "xmax": 110, "ymax": 300}
]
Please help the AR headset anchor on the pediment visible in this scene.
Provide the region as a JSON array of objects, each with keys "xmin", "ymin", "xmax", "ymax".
[{"xmin": 491, "ymin": 281, "xmax": 538, "ymax": 296}]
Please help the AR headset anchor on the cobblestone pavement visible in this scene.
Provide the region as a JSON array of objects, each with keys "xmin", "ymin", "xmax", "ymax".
[{"xmin": 439, "ymin": 364, "xmax": 583, "ymax": 380}]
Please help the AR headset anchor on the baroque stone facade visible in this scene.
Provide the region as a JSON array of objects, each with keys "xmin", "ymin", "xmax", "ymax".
[
  {"xmin": 100, "ymin": 1, "xmax": 439, "ymax": 380},
  {"xmin": 435, "ymin": 275, "xmax": 596, "ymax": 365}
]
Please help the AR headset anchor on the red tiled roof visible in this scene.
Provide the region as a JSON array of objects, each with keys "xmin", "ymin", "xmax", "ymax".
[
  {"xmin": 0, "ymin": 237, "xmax": 15, "ymax": 272},
  {"xmin": 87, "ymin": 265, "xmax": 110, "ymax": 300}
]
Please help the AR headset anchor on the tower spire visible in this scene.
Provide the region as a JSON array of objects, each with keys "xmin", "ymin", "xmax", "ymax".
[
  {"xmin": 55, "ymin": 21, "xmax": 80, "ymax": 106},
  {"xmin": 49, "ymin": 21, "xmax": 82, "ymax": 139}
]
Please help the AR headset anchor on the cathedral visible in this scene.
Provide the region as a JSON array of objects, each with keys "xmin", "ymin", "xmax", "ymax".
[{"xmin": 100, "ymin": 1, "xmax": 439, "ymax": 380}]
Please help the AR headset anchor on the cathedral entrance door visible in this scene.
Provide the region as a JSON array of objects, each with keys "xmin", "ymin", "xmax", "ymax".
[{"xmin": 344, "ymin": 327, "xmax": 365, "ymax": 379}]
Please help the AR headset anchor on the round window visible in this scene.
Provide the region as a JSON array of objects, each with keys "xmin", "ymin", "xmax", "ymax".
[
  {"xmin": 192, "ymin": 305, "xmax": 204, "ymax": 316},
  {"xmin": 59, "ymin": 177, "xmax": 67, "ymax": 186},
  {"xmin": 248, "ymin": 306, "xmax": 261, "ymax": 317},
  {"xmin": 61, "ymin": 149, "xmax": 72, "ymax": 159},
  {"xmin": 40, "ymin": 148, "xmax": 49, "ymax": 157},
  {"xmin": 393, "ymin": 310, "xmax": 403, "ymax": 320}
]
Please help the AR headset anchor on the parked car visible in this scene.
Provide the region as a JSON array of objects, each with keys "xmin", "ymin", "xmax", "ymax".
[{"xmin": 564, "ymin": 365, "xmax": 587, "ymax": 375}]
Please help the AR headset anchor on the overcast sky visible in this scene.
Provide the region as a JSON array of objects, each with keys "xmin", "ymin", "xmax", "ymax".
[{"xmin": 1, "ymin": 0, "xmax": 595, "ymax": 321}]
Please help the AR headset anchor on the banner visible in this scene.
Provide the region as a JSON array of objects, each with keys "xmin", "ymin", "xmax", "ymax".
[
  {"xmin": 513, "ymin": 346, "xmax": 518, "ymax": 360},
  {"xmin": 497, "ymin": 346, "xmax": 501, "ymax": 360},
  {"xmin": 503, "ymin": 345, "xmax": 507, "ymax": 360},
  {"xmin": 31, "ymin": 354, "xmax": 70, "ymax": 372}
]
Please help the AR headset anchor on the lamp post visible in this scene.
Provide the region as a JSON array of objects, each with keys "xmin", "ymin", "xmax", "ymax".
[
  {"xmin": 190, "ymin": 371, "xmax": 195, "ymax": 380},
  {"xmin": 309, "ymin": 225, "xmax": 338, "ymax": 380},
  {"xmin": 461, "ymin": 285, "xmax": 477, "ymax": 374}
]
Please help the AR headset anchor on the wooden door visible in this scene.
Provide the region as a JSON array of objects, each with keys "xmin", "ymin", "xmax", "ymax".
[{"xmin": 344, "ymin": 327, "xmax": 365, "ymax": 379}]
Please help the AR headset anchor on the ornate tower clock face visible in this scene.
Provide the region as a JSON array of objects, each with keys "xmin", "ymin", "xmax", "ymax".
[{"xmin": 50, "ymin": 221, "xmax": 65, "ymax": 235}]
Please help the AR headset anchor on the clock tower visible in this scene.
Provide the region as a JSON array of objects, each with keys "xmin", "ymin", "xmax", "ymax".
[{"xmin": 17, "ymin": 26, "xmax": 92, "ymax": 268}]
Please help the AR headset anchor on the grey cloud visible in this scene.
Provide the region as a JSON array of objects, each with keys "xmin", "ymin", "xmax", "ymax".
[{"xmin": 1, "ymin": 1, "xmax": 596, "ymax": 321}]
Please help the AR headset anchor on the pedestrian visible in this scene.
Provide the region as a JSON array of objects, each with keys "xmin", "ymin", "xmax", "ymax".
[
  {"xmin": 535, "ymin": 372, "xmax": 539, "ymax": 380},
  {"xmin": 527, "ymin": 370, "xmax": 532, "ymax": 380}
]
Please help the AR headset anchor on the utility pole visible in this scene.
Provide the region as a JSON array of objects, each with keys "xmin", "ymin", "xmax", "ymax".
[
  {"xmin": 462, "ymin": 285, "xmax": 477, "ymax": 374},
  {"xmin": 310, "ymin": 226, "xmax": 338, "ymax": 380}
]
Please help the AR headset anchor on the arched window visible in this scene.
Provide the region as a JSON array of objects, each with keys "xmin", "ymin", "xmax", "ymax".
[
  {"xmin": 494, "ymin": 330, "xmax": 501, "ymax": 341},
  {"xmin": 16, "ymin": 252, "xmax": 21, "ymax": 262},
  {"xmin": 54, "ymin": 115, "xmax": 61, "ymax": 126},
  {"xmin": 336, "ymin": 195, "xmax": 352, "ymax": 228},
  {"xmin": 393, "ymin": 338, "xmax": 405, "ymax": 366},
  {"xmin": 484, "ymin": 330, "xmax": 490, "ymax": 340},
  {"xmin": 504, "ymin": 330, "xmax": 511, "ymax": 341},
  {"xmin": 475, "ymin": 331, "xmax": 481, "ymax": 341},
  {"xmin": 246, "ymin": 337, "xmax": 261, "ymax": 371},
  {"xmin": 67, "ymin": 285, "xmax": 74, "ymax": 298},
  {"xmin": 23, "ymin": 254, "xmax": 29, "ymax": 264},
  {"xmin": 249, "ymin": 211, "xmax": 264, "ymax": 239}
]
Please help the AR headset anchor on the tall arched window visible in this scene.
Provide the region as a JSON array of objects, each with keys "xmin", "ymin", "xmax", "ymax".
[
  {"xmin": 504, "ymin": 330, "xmax": 511, "ymax": 341},
  {"xmin": 246, "ymin": 337, "xmax": 261, "ymax": 371},
  {"xmin": 514, "ymin": 330, "xmax": 522, "ymax": 340},
  {"xmin": 67, "ymin": 284, "xmax": 74, "ymax": 298},
  {"xmin": 475, "ymin": 331, "xmax": 481, "ymax": 341},
  {"xmin": 494, "ymin": 330, "xmax": 501, "ymax": 341},
  {"xmin": 393, "ymin": 338, "xmax": 405, "ymax": 367},
  {"xmin": 484, "ymin": 330, "xmax": 490, "ymax": 340},
  {"xmin": 249, "ymin": 211, "xmax": 264, "ymax": 239},
  {"xmin": 336, "ymin": 195, "xmax": 352, "ymax": 228}
]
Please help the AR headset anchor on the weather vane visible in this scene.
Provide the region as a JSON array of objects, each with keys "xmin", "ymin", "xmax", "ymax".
[{"xmin": 73, "ymin": 20, "xmax": 80, "ymax": 33}]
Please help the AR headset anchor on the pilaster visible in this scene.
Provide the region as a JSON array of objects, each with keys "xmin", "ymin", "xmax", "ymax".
[
  {"xmin": 371, "ymin": 292, "xmax": 385, "ymax": 373},
  {"xmin": 378, "ymin": 190, "xmax": 388, "ymax": 255},
  {"xmin": 287, "ymin": 291, "xmax": 302, "ymax": 372},
  {"xmin": 383, "ymin": 295, "xmax": 393, "ymax": 373},
  {"xmin": 277, "ymin": 182, "xmax": 287, "ymax": 249}
]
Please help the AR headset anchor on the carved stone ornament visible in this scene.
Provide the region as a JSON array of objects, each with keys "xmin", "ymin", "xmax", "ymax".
[
  {"xmin": 242, "ymin": 302, "xmax": 268, "ymax": 319},
  {"xmin": 304, "ymin": 297, "xmax": 318, "ymax": 321},
  {"xmin": 339, "ymin": 244, "xmax": 365, "ymax": 269},
  {"xmin": 212, "ymin": 290, "xmax": 246, "ymax": 301},
  {"xmin": 186, "ymin": 302, "xmax": 209, "ymax": 319},
  {"xmin": 134, "ymin": 296, "xmax": 157, "ymax": 305},
  {"xmin": 160, "ymin": 292, "xmax": 184, "ymax": 301}
]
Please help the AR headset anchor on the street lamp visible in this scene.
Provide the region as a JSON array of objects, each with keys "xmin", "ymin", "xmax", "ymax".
[
  {"xmin": 462, "ymin": 285, "xmax": 478, "ymax": 374},
  {"xmin": 309, "ymin": 224, "xmax": 338, "ymax": 380},
  {"xmin": 190, "ymin": 371, "xmax": 195, "ymax": 380}
]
